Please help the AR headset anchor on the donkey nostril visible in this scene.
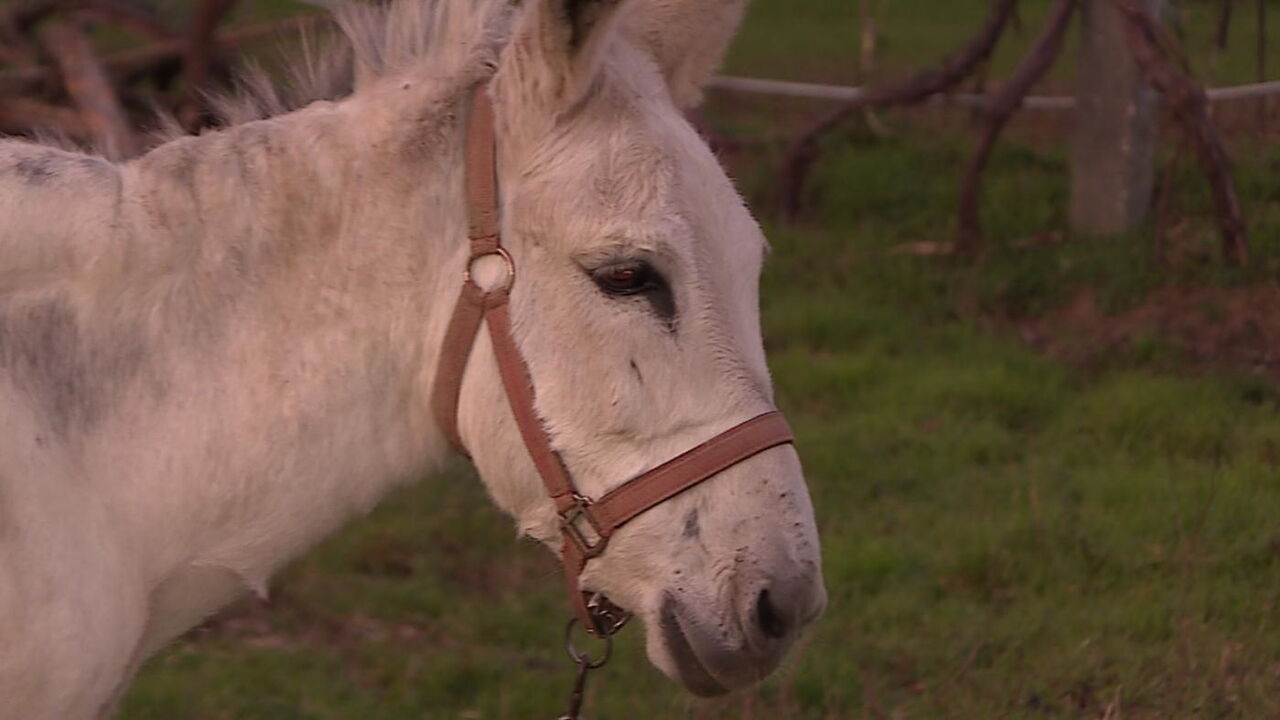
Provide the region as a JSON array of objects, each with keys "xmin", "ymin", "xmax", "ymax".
[{"xmin": 756, "ymin": 589, "xmax": 788, "ymax": 640}]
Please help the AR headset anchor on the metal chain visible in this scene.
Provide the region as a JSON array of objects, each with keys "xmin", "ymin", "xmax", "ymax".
[
  {"xmin": 557, "ymin": 618, "xmax": 613, "ymax": 720},
  {"xmin": 556, "ymin": 653, "xmax": 592, "ymax": 720}
]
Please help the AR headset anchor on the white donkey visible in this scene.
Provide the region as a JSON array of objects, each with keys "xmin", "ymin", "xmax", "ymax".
[{"xmin": 0, "ymin": 0, "xmax": 826, "ymax": 716}]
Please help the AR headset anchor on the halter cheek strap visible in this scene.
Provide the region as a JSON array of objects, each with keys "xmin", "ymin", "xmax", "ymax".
[{"xmin": 430, "ymin": 85, "xmax": 795, "ymax": 637}]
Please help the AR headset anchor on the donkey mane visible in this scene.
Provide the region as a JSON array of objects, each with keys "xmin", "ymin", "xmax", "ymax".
[{"xmin": 202, "ymin": 0, "xmax": 516, "ymax": 132}]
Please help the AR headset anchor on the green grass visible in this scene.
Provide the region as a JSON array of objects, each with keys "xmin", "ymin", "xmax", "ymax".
[
  {"xmin": 727, "ymin": 0, "xmax": 1280, "ymax": 88},
  {"xmin": 119, "ymin": 1, "xmax": 1280, "ymax": 718}
]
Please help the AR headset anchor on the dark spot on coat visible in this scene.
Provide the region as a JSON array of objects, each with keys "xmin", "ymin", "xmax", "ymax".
[
  {"xmin": 8, "ymin": 152, "xmax": 111, "ymax": 186},
  {"xmin": 682, "ymin": 509, "xmax": 700, "ymax": 539},
  {"xmin": 0, "ymin": 297, "xmax": 149, "ymax": 437},
  {"xmin": 642, "ymin": 288, "xmax": 677, "ymax": 332},
  {"xmin": 163, "ymin": 145, "xmax": 200, "ymax": 195},
  {"xmin": 564, "ymin": 0, "xmax": 623, "ymax": 50},
  {"xmin": 0, "ymin": 475, "xmax": 9, "ymax": 541},
  {"xmin": 13, "ymin": 154, "xmax": 57, "ymax": 184},
  {"xmin": 629, "ymin": 359, "xmax": 643, "ymax": 384}
]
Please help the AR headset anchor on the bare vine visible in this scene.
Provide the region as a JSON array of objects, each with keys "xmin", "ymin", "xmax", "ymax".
[
  {"xmin": 778, "ymin": 0, "xmax": 1021, "ymax": 219},
  {"xmin": 957, "ymin": 0, "xmax": 1076, "ymax": 255},
  {"xmin": 777, "ymin": 0, "xmax": 1251, "ymax": 265},
  {"xmin": 0, "ymin": 2, "xmax": 323, "ymax": 151},
  {"xmin": 1113, "ymin": 0, "xmax": 1249, "ymax": 264}
]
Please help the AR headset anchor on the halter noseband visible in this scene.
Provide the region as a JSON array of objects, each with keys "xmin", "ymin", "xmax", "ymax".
[{"xmin": 431, "ymin": 85, "xmax": 796, "ymax": 637}]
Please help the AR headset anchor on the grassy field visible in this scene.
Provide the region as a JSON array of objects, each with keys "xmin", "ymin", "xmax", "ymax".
[{"xmin": 118, "ymin": 1, "xmax": 1280, "ymax": 718}]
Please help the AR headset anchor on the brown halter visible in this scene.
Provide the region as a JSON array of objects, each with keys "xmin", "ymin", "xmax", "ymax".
[{"xmin": 431, "ymin": 86, "xmax": 796, "ymax": 637}]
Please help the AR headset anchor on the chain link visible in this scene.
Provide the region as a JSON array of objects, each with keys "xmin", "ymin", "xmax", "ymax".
[{"xmin": 557, "ymin": 618, "xmax": 613, "ymax": 719}]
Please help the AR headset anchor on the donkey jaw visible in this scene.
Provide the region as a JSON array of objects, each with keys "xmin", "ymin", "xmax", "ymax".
[
  {"xmin": 657, "ymin": 595, "xmax": 731, "ymax": 696},
  {"xmin": 649, "ymin": 591, "xmax": 812, "ymax": 697}
]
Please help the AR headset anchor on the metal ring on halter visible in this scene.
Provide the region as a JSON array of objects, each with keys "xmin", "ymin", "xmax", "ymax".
[
  {"xmin": 585, "ymin": 592, "xmax": 631, "ymax": 637},
  {"xmin": 564, "ymin": 618, "xmax": 612, "ymax": 669},
  {"xmin": 463, "ymin": 247, "xmax": 515, "ymax": 293}
]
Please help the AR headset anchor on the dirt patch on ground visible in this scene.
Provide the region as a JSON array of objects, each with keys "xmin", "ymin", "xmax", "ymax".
[
  {"xmin": 1018, "ymin": 284, "xmax": 1280, "ymax": 380},
  {"xmin": 183, "ymin": 591, "xmax": 456, "ymax": 656}
]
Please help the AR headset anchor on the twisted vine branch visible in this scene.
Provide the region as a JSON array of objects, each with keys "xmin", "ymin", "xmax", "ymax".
[
  {"xmin": 957, "ymin": 0, "xmax": 1077, "ymax": 255},
  {"xmin": 1113, "ymin": 0, "xmax": 1249, "ymax": 265},
  {"xmin": 778, "ymin": 0, "xmax": 1020, "ymax": 219}
]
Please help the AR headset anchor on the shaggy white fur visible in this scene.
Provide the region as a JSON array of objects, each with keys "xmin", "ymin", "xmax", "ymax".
[{"xmin": 0, "ymin": 1, "xmax": 824, "ymax": 716}]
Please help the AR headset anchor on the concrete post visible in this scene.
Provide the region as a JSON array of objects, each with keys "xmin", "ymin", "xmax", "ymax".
[{"xmin": 1069, "ymin": 0, "xmax": 1166, "ymax": 236}]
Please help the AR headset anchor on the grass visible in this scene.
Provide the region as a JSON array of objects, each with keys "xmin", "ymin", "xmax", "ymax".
[
  {"xmin": 119, "ymin": 1, "xmax": 1280, "ymax": 718},
  {"xmin": 729, "ymin": 0, "xmax": 1280, "ymax": 88}
]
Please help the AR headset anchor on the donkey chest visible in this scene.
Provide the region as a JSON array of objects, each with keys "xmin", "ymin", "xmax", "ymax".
[{"xmin": 136, "ymin": 564, "xmax": 255, "ymax": 660}]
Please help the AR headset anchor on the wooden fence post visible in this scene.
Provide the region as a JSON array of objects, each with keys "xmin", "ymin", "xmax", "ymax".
[{"xmin": 1070, "ymin": 0, "xmax": 1167, "ymax": 236}]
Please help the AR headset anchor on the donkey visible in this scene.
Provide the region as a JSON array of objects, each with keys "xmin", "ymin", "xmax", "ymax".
[{"xmin": 0, "ymin": 0, "xmax": 826, "ymax": 716}]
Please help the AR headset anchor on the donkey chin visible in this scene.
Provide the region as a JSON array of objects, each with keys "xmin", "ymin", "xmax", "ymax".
[{"xmin": 641, "ymin": 573, "xmax": 828, "ymax": 696}]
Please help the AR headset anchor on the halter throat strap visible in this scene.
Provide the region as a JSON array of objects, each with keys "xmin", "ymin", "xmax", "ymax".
[{"xmin": 430, "ymin": 85, "xmax": 796, "ymax": 636}]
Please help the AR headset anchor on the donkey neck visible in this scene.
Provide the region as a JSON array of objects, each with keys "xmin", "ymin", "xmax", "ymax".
[{"xmin": 89, "ymin": 74, "xmax": 481, "ymax": 594}]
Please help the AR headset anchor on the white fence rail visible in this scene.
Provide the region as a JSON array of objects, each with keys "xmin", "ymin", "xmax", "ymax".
[{"xmin": 709, "ymin": 75, "xmax": 1280, "ymax": 110}]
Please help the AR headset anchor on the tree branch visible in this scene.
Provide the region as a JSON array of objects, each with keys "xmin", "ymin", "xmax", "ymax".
[
  {"xmin": 0, "ymin": 0, "xmax": 58, "ymax": 66},
  {"xmin": 179, "ymin": 0, "xmax": 239, "ymax": 130},
  {"xmin": 0, "ymin": 15, "xmax": 325, "ymax": 95},
  {"xmin": 38, "ymin": 20, "xmax": 140, "ymax": 157},
  {"xmin": 71, "ymin": 0, "xmax": 174, "ymax": 42},
  {"xmin": 957, "ymin": 0, "xmax": 1077, "ymax": 255},
  {"xmin": 779, "ymin": 0, "xmax": 1021, "ymax": 218},
  {"xmin": 0, "ymin": 95, "xmax": 92, "ymax": 140},
  {"xmin": 1113, "ymin": 0, "xmax": 1249, "ymax": 265}
]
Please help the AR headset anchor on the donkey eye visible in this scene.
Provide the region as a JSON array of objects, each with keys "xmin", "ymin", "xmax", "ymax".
[
  {"xmin": 589, "ymin": 260, "xmax": 677, "ymax": 327},
  {"xmin": 592, "ymin": 261, "xmax": 658, "ymax": 296}
]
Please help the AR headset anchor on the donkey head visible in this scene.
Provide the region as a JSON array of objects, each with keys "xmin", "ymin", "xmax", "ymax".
[{"xmin": 456, "ymin": 0, "xmax": 826, "ymax": 695}]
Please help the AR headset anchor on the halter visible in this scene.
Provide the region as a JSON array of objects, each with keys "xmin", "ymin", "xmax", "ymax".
[{"xmin": 431, "ymin": 85, "xmax": 796, "ymax": 639}]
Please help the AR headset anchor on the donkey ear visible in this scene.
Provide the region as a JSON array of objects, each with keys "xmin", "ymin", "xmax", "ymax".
[
  {"xmin": 623, "ymin": 0, "xmax": 748, "ymax": 108},
  {"xmin": 505, "ymin": 0, "xmax": 632, "ymax": 107}
]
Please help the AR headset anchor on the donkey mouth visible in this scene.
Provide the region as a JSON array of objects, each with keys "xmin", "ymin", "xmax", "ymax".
[{"xmin": 659, "ymin": 595, "xmax": 730, "ymax": 697}]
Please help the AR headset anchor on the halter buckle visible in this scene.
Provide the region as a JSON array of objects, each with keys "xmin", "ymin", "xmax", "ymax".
[{"xmin": 560, "ymin": 493, "xmax": 607, "ymax": 559}]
